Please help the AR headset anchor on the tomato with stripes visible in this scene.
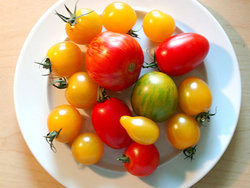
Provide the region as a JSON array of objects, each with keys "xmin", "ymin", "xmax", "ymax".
[
  {"xmin": 131, "ymin": 71, "xmax": 178, "ymax": 122},
  {"xmin": 86, "ymin": 31, "xmax": 144, "ymax": 91}
]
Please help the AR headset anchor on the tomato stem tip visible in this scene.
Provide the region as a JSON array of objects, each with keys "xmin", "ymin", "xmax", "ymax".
[
  {"xmin": 44, "ymin": 128, "xmax": 62, "ymax": 152},
  {"xmin": 34, "ymin": 57, "xmax": 52, "ymax": 74},
  {"xmin": 51, "ymin": 77, "xmax": 68, "ymax": 89},
  {"xmin": 183, "ymin": 145, "xmax": 197, "ymax": 161},
  {"xmin": 117, "ymin": 154, "xmax": 130, "ymax": 163},
  {"xmin": 97, "ymin": 86, "xmax": 109, "ymax": 102},
  {"xmin": 196, "ymin": 107, "xmax": 217, "ymax": 126},
  {"xmin": 142, "ymin": 52, "xmax": 158, "ymax": 69}
]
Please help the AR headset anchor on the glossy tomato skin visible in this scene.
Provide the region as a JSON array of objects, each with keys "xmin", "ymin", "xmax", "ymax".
[
  {"xmin": 123, "ymin": 142, "xmax": 159, "ymax": 177},
  {"xmin": 102, "ymin": 2, "xmax": 137, "ymax": 33},
  {"xmin": 65, "ymin": 72, "xmax": 98, "ymax": 109},
  {"xmin": 131, "ymin": 71, "xmax": 178, "ymax": 122},
  {"xmin": 166, "ymin": 113, "xmax": 200, "ymax": 150},
  {"xmin": 156, "ymin": 33, "xmax": 209, "ymax": 76},
  {"xmin": 91, "ymin": 97, "xmax": 132, "ymax": 149},
  {"xmin": 47, "ymin": 105, "xmax": 82, "ymax": 143},
  {"xmin": 71, "ymin": 132, "xmax": 104, "ymax": 165},
  {"xmin": 46, "ymin": 41, "xmax": 83, "ymax": 77},
  {"xmin": 86, "ymin": 31, "xmax": 144, "ymax": 91},
  {"xmin": 178, "ymin": 77, "xmax": 212, "ymax": 115},
  {"xmin": 66, "ymin": 9, "xmax": 102, "ymax": 44}
]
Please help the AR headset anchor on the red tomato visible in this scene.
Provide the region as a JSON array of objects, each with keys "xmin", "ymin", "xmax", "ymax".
[
  {"xmin": 119, "ymin": 142, "xmax": 159, "ymax": 177},
  {"xmin": 86, "ymin": 31, "xmax": 144, "ymax": 91},
  {"xmin": 155, "ymin": 33, "xmax": 209, "ymax": 76},
  {"xmin": 91, "ymin": 97, "xmax": 132, "ymax": 149}
]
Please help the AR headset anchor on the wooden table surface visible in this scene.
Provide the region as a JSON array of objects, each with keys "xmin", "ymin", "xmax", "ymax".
[{"xmin": 0, "ymin": 0, "xmax": 249, "ymax": 187}]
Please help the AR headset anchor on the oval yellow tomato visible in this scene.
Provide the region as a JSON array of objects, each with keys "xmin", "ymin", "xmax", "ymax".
[
  {"xmin": 102, "ymin": 2, "xmax": 137, "ymax": 33},
  {"xmin": 143, "ymin": 10, "xmax": 175, "ymax": 42},
  {"xmin": 166, "ymin": 113, "xmax": 200, "ymax": 150},
  {"xmin": 71, "ymin": 133, "xmax": 104, "ymax": 165},
  {"xmin": 65, "ymin": 72, "xmax": 98, "ymax": 109},
  {"xmin": 120, "ymin": 116, "xmax": 159, "ymax": 145},
  {"xmin": 46, "ymin": 41, "xmax": 83, "ymax": 77},
  {"xmin": 178, "ymin": 77, "xmax": 212, "ymax": 115}
]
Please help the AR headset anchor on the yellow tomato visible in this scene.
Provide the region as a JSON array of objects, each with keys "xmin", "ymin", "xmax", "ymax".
[
  {"xmin": 178, "ymin": 77, "xmax": 212, "ymax": 115},
  {"xmin": 47, "ymin": 105, "xmax": 82, "ymax": 144},
  {"xmin": 66, "ymin": 9, "xmax": 103, "ymax": 44},
  {"xmin": 120, "ymin": 116, "xmax": 159, "ymax": 145},
  {"xmin": 71, "ymin": 133, "xmax": 104, "ymax": 165},
  {"xmin": 102, "ymin": 2, "xmax": 137, "ymax": 33},
  {"xmin": 166, "ymin": 113, "xmax": 200, "ymax": 150},
  {"xmin": 65, "ymin": 72, "xmax": 98, "ymax": 109},
  {"xmin": 143, "ymin": 10, "xmax": 175, "ymax": 42},
  {"xmin": 46, "ymin": 41, "xmax": 83, "ymax": 77}
]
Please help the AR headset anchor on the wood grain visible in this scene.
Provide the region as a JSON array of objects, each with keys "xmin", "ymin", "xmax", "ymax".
[{"xmin": 0, "ymin": 0, "xmax": 249, "ymax": 187}]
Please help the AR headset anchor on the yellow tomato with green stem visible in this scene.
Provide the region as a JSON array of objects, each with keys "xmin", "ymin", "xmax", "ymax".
[
  {"xmin": 102, "ymin": 2, "xmax": 137, "ymax": 33},
  {"xmin": 65, "ymin": 72, "xmax": 99, "ymax": 109},
  {"xmin": 71, "ymin": 133, "xmax": 104, "ymax": 165},
  {"xmin": 56, "ymin": 4, "xmax": 102, "ymax": 44},
  {"xmin": 45, "ymin": 104, "xmax": 82, "ymax": 152},
  {"xmin": 143, "ymin": 10, "xmax": 175, "ymax": 42}
]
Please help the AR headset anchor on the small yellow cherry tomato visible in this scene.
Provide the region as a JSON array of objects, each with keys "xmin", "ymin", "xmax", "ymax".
[
  {"xmin": 65, "ymin": 72, "xmax": 98, "ymax": 109},
  {"xmin": 102, "ymin": 2, "xmax": 137, "ymax": 33},
  {"xmin": 46, "ymin": 41, "xmax": 83, "ymax": 77},
  {"xmin": 47, "ymin": 105, "xmax": 82, "ymax": 144},
  {"xmin": 166, "ymin": 113, "xmax": 200, "ymax": 150},
  {"xmin": 178, "ymin": 77, "xmax": 212, "ymax": 115},
  {"xmin": 143, "ymin": 10, "xmax": 175, "ymax": 42},
  {"xmin": 71, "ymin": 133, "xmax": 104, "ymax": 165},
  {"xmin": 120, "ymin": 116, "xmax": 159, "ymax": 145},
  {"xmin": 65, "ymin": 9, "xmax": 103, "ymax": 44}
]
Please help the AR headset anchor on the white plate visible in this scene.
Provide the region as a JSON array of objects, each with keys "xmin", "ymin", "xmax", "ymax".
[{"xmin": 14, "ymin": 0, "xmax": 241, "ymax": 187}]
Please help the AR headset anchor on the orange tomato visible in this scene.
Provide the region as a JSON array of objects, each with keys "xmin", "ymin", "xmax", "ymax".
[
  {"xmin": 65, "ymin": 72, "xmax": 98, "ymax": 109},
  {"xmin": 71, "ymin": 133, "xmax": 104, "ymax": 165},
  {"xmin": 166, "ymin": 113, "xmax": 200, "ymax": 150},
  {"xmin": 178, "ymin": 77, "xmax": 212, "ymax": 115}
]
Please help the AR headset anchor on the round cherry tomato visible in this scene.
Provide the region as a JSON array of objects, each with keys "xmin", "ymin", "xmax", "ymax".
[
  {"xmin": 86, "ymin": 31, "xmax": 144, "ymax": 91},
  {"xmin": 178, "ymin": 77, "xmax": 212, "ymax": 115},
  {"xmin": 92, "ymin": 97, "xmax": 132, "ymax": 149},
  {"xmin": 62, "ymin": 7, "xmax": 102, "ymax": 44},
  {"xmin": 102, "ymin": 2, "xmax": 137, "ymax": 33},
  {"xmin": 119, "ymin": 142, "xmax": 159, "ymax": 177},
  {"xmin": 46, "ymin": 41, "xmax": 83, "ymax": 77},
  {"xmin": 131, "ymin": 71, "xmax": 178, "ymax": 122},
  {"xmin": 71, "ymin": 133, "xmax": 104, "ymax": 165},
  {"xmin": 47, "ymin": 105, "xmax": 82, "ymax": 143},
  {"xmin": 65, "ymin": 72, "xmax": 98, "ymax": 109},
  {"xmin": 120, "ymin": 116, "xmax": 159, "ymax": 145},
  {"xmin": 166, "ymin": 113, "xmax": 200, "ymax": 150},
  {"xmin": 155, "ymin": 33, "xmax": 209, "ymax": 76},
  {"xmin": 143, "ymin": 10, "xmax": 175, "ymax": 42}
]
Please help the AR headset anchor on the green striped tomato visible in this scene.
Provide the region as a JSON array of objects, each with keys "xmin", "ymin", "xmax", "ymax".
[{"xmin": 131, "ymin": 71, "xmax": 178, "ymax": 122}]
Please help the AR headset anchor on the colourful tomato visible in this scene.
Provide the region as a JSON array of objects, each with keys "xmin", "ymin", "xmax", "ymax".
[
  {"xmin": 120, "ymin": 116, "xmax": 159, "ymax": 145},
  {"xmin": 86, "ymin": 31, "xmax": 144, "ymax": 91},
  {"xmin": 46, "ymin": 105, "xmax": 82, "ymax": 151},
  {"xmin": 65, "ymin": 72, "xmax": 98, "ymax": 109},
  {"xmin": 143, "ymin": 10, "xmax": 175, "ymax": 42},
  {"xmin": 92, "ymin": 97, "xmax": 132, "ymax": 149},
  {"xmin": 102, "ymin": 2, "xmax": 137, "ymax": 33},
  {"xmin": 131, "ymin": 71, "xmax": 178, "ymax": 122},
  {"xmin": 56, "ymin": 5, "xmax": 102, "ymax": 44},
  {"xmin": 118, "ymin": 142, "xmax": 159, "ymax": 177},
  {"xmin": 178, "ymin": 77, "xmax": 212, "ymax": 115},
  {"xmin": 46, "ymin": 41, "xmax": 83, "ymax": 77},
  {"xmin": 155, "ymin": 33, "xmax": 209, "ymax": 76},
  {"xmin": 71, "ymin": 133, "xmax": 104, "ymax": 165},
  {"xmin": 166, "ymin": 113, "xmax": 200, "ymax": 150}
]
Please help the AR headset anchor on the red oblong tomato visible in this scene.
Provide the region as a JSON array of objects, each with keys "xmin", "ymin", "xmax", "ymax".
[
  {"xmin": 91, "ymin": 97, "xmax": 132, "ymax": 149},
  {"xmin": 119, "ymin": 142, "xmax": 160, "ymax": 177},
  {"xmin": 86, "ymin": 31, "xmax": 144, "ymax": 91},
  {"xmin": 156, "ymin": 33, "xmax": 209, "ymax": 76}
]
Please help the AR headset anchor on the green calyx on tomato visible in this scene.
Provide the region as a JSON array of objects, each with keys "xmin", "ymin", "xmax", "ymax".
[
  {"xmin": 183, "ymin": 145, "xmax": 197, "ymax": 161},
  {"xmin": 34, "ymin": 57, "xmax": 52, "ymax": 75},
  {"xmin": 50, "ymin": 77, "xmax": 68, "ymax": 89},
  {"xmin": 44, "ymin": 128, "xmax": 62, "ymax": 152},
  {"xmin": 97, "ymin": 86, "xmax": 110, "ymax": 102},
  {"xmin": 117, "ymin": 154, "xmax": 130, "ymax": 163},
  {"xmin": 55, "ymin": 3, "xmax": 94, "ymax": 26},
  {"xmin": 196, "ymin": 108, "xmax": 217, "ymax": 126}
]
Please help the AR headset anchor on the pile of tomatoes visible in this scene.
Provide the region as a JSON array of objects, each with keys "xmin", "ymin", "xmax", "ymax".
[{"xmin": 38, "ymin": 2, "xmax": 214, "ymax": 177}]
